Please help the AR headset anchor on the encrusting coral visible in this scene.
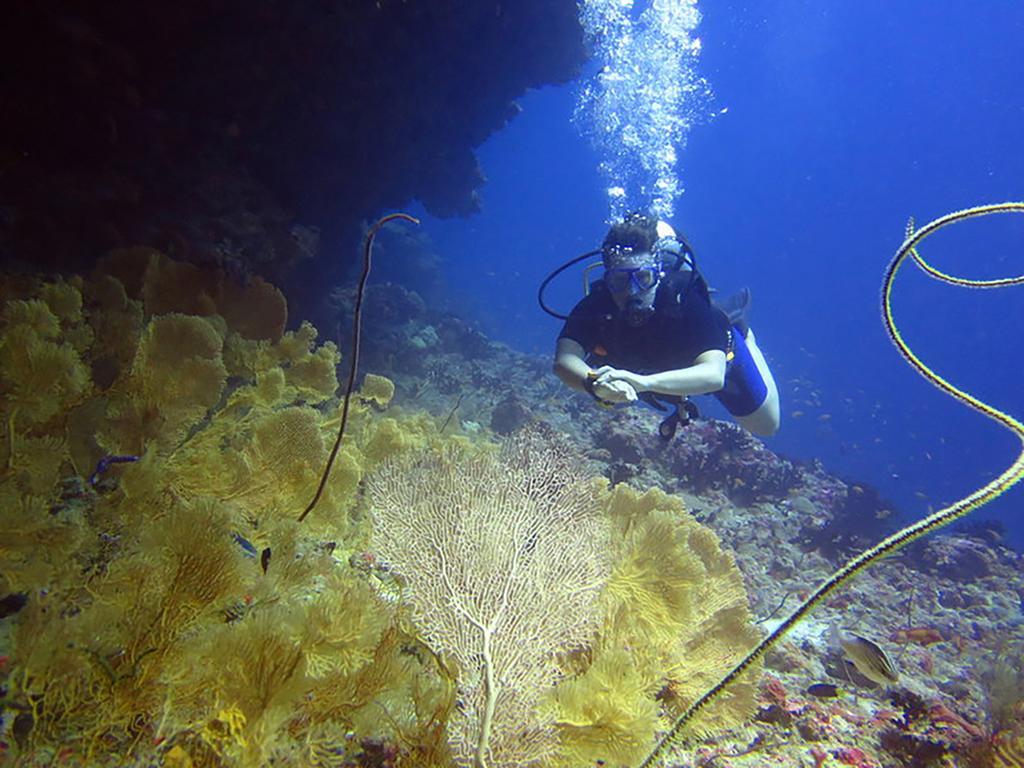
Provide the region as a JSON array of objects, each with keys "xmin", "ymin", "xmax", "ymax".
[{"xmin": 0, "ymin": 252, "xmax": 761, "ymax": 767}]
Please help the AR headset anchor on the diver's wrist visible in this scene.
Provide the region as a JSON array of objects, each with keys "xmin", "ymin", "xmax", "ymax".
[{"xmin": 582, "ymin": 373, "xmax": 615, "ymax": 406}]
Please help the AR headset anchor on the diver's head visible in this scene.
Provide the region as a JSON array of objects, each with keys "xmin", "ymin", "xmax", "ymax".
[{"xmin": 602, "ymin": 212, "xmax": 663, "ymax": 327}]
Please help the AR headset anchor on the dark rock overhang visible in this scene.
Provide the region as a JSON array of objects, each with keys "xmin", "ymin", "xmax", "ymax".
[{"xmin": 0, "ymin": 0, "xmax": 584, "ymax": 287}]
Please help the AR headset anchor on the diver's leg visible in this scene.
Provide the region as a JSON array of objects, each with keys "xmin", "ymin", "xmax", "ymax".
[{"xmin": 734, "ymin": 328, "xmax": 780, "ymax": 437}]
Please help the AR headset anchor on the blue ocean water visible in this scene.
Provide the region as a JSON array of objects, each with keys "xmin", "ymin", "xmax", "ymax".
[{"xmin": 406, "ymin": 0, "xmax": 1024, "ymax": 547}]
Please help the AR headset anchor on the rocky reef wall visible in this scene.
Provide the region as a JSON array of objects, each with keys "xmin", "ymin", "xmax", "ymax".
[{"xmin": 0, "ymin": 1, "xmax": 584, "ymax": 296}]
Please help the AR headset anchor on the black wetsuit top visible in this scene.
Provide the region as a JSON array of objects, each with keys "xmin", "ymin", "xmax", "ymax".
[{"xmin": 558, "ymin": 272, "xmax": 730, "ymax": 373}]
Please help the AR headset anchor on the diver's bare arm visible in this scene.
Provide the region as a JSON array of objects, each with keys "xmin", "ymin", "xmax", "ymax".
[
  {"xmin": 631, "ymin": 350, "xmax": 727, "ymax": 397},
  {"xmin": 552, "ymin": 337, "xmax": 593, "ymax": 392}
]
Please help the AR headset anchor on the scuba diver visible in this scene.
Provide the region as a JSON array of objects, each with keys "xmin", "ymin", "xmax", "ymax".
[{"xmin": 549, "ymin": 212, "xmax": 780, "ymax": 438}]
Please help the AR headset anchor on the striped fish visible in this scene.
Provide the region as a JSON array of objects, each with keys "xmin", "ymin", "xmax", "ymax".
[{"xmin": 838, "ymin": 632, "xmax": 899, "ymax": 685}]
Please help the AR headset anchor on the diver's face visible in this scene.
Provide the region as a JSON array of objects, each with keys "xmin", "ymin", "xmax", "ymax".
[{"xmin": 604, "ymin": 252, "xmax": 661, "ymax": 326}]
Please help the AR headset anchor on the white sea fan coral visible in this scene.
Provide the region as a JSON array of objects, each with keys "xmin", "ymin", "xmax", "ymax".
[{"xmin": 368, "ymin": 432, "xmax": 611, "ymax": 768}]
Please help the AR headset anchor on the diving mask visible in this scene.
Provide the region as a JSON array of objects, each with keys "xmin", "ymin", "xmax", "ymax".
[
  {"xmin": 602, "ymin": 250, "xmax": 662, "ymax": 326},
  {"xmin": 605, "ymin": 264, "xmax": 662, "ymax": 293}
]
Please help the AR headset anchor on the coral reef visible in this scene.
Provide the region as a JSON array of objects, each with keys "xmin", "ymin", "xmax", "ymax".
[
  {"xmin": 0, "ymin": 255, "xmax": 764, "ymax": 767},
  {"xmin": 333, "ymin": 269, "xmax": 1024, "ymax": 768},
  {"xmin": 3, "ymin": 212, "xmax": 1023, "ymax": 766},
  {"xmin": 0, "ymin": 257, "xmax": 449, "ymax": 766}
]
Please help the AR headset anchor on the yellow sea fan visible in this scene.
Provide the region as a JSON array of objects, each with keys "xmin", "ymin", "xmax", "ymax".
[
  {"xmin": 0, "ymin": 273, "xmax": 41, "ymax": 304},
  {"xmin": 162, "ymin": 745, "xmax": 195, "ymax": 768},
  {"xmin": 551, "ymin": 647, "xmax": 661, "ymax": 767},
  {"xmin": 109, "ymin": 449, "xmax": 153, "ymax": 501},
  {"xmin": 225, "ymin": 368, "xmax": 291, "ymax": 411},
  {"xmin": 2, "ymin": 298, "xmax": 60, "ymax": 338},
  {"xmin": 12, "ymin": 434, "xmax": 67, "ymax": 496},
  {"xmin": 216, "ymin": 276, "xmax": 288, "ymax": 342},
  {"xmin": 223, "ymin": 333, "xmax": 277, "ymax": 378},
  {"xmin": 130, "ymin": 313, "xmax": 227, "ymax": 444},
  {"xmin": 361, "ymin": 416, "xmax": 430, "ymax": 466},
  {"xmin": 601, "ymin": 510, "xmax": 703, "ymax": 648},
  {"xmin": 95, "ymin": 246, "xmax": 162, "ymax": 299},
  {"xmin": 275, "ymin": 321, "xmax": 318, "ymax": 363},
  {"xmin": 359, "ymin": 373, "xmax": 395, "ymax": 408},
  {"xmin": 0, "ymin": 489, "xmax": 82, "ymax": 592},
  {"xmin": 93, "ymin": 499, "xmax": 248, "ymax": 652},
  {"xmin": 604, "ymin": 481, "xmax": 685, "ymax": 533},
  {"xmin": 299, "ymin": 574, "xmax": 393, "ymax": 678},
  {"xmin": 286, "ymin": 342, "xmax": 340, "ymax": 403},
  {"xmin": 661, "ymin": 524, "xmax": 761, "ymax": 733},
  {"xmin": 97, "ymin": 398, "xmax": 166, "ymax": 456},
  {"xmin": 10, "ymin": 620, "xmax": 111, "ymax": 746},
  {"xmin": 137, "ymin": 312, "xmax": 222, "ymax": 367},
  {"xmin": 239, "ymin": 519, "xmax": 327, "ymax": 597},
  {"xmin": 241, "ymin": 406, "xmax": 328, "ymax": 507},
  {"xmin": 63, "ymin": 323, "xmax": 95, "ymax": 355},
  {"xmin": 141, "ymin": 256, "xmax": 220, "ymax": 318},
  {"xmin": 86, "ymin": 273, "xmax": 129, "ymax": 312},
  {"xmin": 40, "ymin": 281, "xmax": 83, "ymax": 324},
  {"xmin": 65, "ymin": 397, "xmax": 107, "ymax": 481},
  {"xmin": 202, "ymin": 313, "xmax": 229, "ymax": 340},
  {"xmin": 84, "ymin": 274, "xmax": 144, "ymax": 371},
  {"xmin": 597, "ymin": 484, "xmax": 761, "ymax": 743},
  {"xmin": 0, "ymin": 325, "xmax": 91, "ymax": 424},
  {"xmin": 302, "ymin": 628, "xmax": 419, "ymax": 733},
  {"xmin": 252, "ymin": 368, "xmax": 289, "ymax": 407},
  {"xmin": 169, "ymin": 609, "xmax": 308, "ymax": 763},
  {"xmin": 161, "ymin": 402, "xmax": 271, "ymax": 504},
  {"xmin": 295, "ymin": 445, "xmax": 363, "ymax": 531}
]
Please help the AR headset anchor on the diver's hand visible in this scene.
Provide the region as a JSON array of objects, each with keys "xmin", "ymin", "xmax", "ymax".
[
  {"xmin": 592, "ymin": 378, "xmax": 638, "ymax": 404},
  {"xmin": 593, "ymin": 366, "xmax": 647, "ymax": 398}
]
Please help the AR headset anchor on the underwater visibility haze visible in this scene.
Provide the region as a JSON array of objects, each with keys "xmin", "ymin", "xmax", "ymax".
[{"xmin": 1, "ymin": 1, "xmax": 1023, "ymax": 766}]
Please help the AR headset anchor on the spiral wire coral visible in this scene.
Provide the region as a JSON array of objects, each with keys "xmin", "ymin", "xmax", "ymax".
[{"xmin": 639, "ymin": 202, "xmax": 1024, "ymax": 767}]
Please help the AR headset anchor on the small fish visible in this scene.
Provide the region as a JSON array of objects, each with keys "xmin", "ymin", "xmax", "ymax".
[
  {"xmin": 839, "ymin": 631, "xmax": 899, "ymax": 685},
  {"xmin": 260, "ymin": 547, "xmax": 272, "ymax": 574},
  {"xmin": 806, "ymin": 682, "xmax": 843, "ymax": 698},
  {"xmin": 233, "ymin": 533, "xmax": 258, "ymax": 558}
]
